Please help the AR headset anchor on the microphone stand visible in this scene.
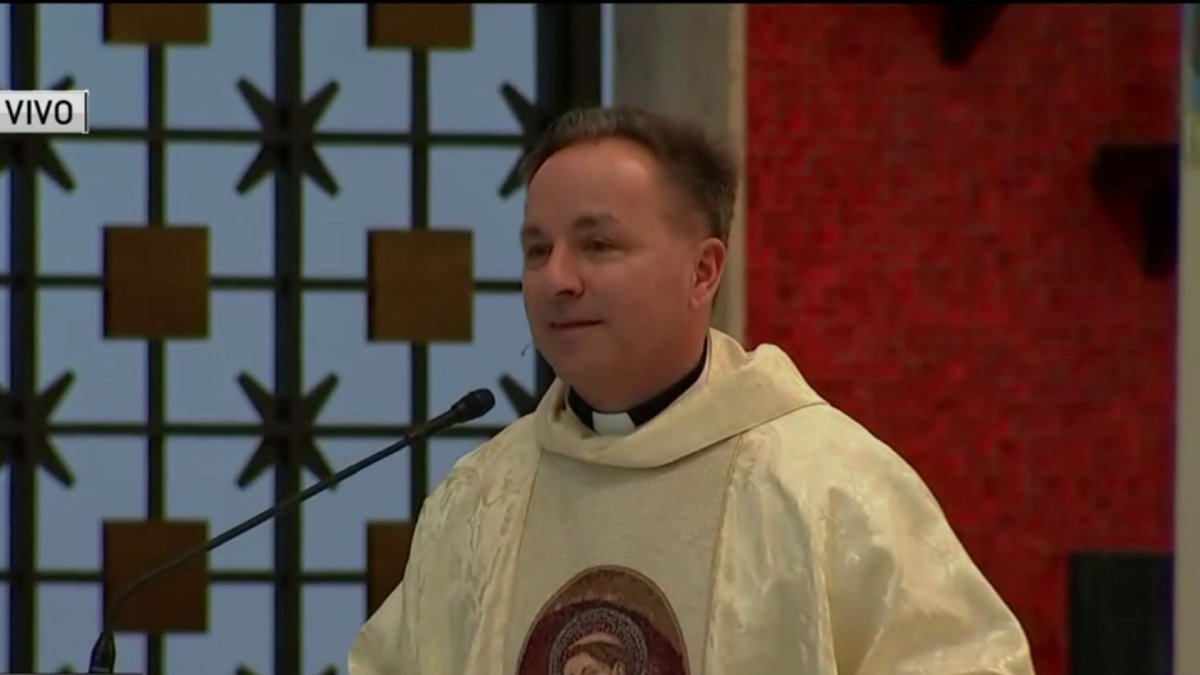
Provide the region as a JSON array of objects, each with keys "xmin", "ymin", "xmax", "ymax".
[{"xmin": 87, "ymin": 389, "xmax": 495, "ymax": 674}]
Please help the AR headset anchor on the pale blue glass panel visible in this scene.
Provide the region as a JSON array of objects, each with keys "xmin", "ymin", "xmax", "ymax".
[
  {"xmin": 0, "ymin": 171, "xmax": 8, "ymax": 273},
  {"xmin": 39, "ymin": 3, "xmax": 146, "ymax": 127},
  {"xmin": 303, "ymin": 3, "xmax": 411, "ymax": 132},
  {"xmin": 168, "ymin": 4, "xmax": 274, "ymax": 129},
  {"xmin": 167, "ymin": 143, "xmax": 273, "ymax": 276},
  {"xmin": 305, "ymin": 147, "xmax": 411, "ymax": 278},
  {"xmin": 0, "ymin": 5, "xmax": 8, "ymax": 89},
  {"xmin": 430, "ymin": 292, "xmax": 534, "ymax": 427},
  {"xmin": 303, "ymin": 291, "xmax": 411, "ymax": 424},
  {"xmin": 38, "ymin": 438, "xmax": 143, "ymax": 569},
  {"xmin": 166, "ymin": 291, "xmax": 273, "ymax": 423},
  {"xmin": 39, "ymin": 141, "xmax": 145, "ymax": 275},
  {"xmin": 0, "ymin": 582, "xmax": 6, "ymax": 667},
  {"xmin": 302, "ymin": 437, "xmax": 412, "ymax": 570},
  {"xmin": 166, "ymin": 584, "xmax": 272, "ymax": 675},
  {"xmin": 429, "ymin": 3, "xmax": 534, "ymax": 134},
  {"xmin": 602, "ymin": 3, "xmax": 615, "ymax": 105},
  {"xmin": 39, "ymin": 289, "xmax": 145, "ymax": 422},
  {"xmin": 0, "ymin": 287, "xmax": 7, "ymax": 393},
  {"xmin": 303, "ymin": 585, "xmax": 364, "ymax": 675},
  {"xmin": 429, "ymin": 437, "xmax": 482, "ymax": 495},
  {"xmin": 38, "ymin": 584, "xmax": 146, "ymax": 674},
  {"xmin": 430, "ymin": 147, "xmax": 525, "ymax": 279},
  {"xmin": 166, "ymin": 436, "xmax": 272, "ymax": 569}
]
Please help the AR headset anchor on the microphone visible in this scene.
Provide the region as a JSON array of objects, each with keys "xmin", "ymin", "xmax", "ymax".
[{"xmin": 86, "ymin": 388, "xmax": 496, "ymax": 674}]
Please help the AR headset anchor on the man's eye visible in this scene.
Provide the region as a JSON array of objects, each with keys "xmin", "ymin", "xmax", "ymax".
[
  {"xmin": 524, "ymin": 244, "xmax": 550, "ymax": 258},
  {"xmin": 584, "ymin": 239, "xmax": 613, "ymax": 252}
]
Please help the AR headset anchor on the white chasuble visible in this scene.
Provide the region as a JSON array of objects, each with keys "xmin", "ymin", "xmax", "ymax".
[{"xmin": 348, "ymin": 330, "xmax": 1036, "ymax": 675}]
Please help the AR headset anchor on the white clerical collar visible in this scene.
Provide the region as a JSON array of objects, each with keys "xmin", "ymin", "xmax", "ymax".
[
  {"xmin": 567, "ymin": 338, "xmax": 709, "ymax": 436},
  {"xmin": 590, "ymin": 410, "xmax": 638, "ymax": 436}
]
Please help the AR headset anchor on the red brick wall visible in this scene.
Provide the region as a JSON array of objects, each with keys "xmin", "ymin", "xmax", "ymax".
[{"xmin": 745, "ymin": 5, "xmax": 1178, "ymax": 674}]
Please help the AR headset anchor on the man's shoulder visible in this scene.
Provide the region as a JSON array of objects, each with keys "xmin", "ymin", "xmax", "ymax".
[
  {"xmin": 740, "ymin": 400, "xmax": 928, "ymax": 497},
  {"xmin": 424, "ymin": 414, "xmax": 540, "ymax": 506},
  {"xmin": 457, "ymin": 413, "xmax": 538, "ymax": 467}
]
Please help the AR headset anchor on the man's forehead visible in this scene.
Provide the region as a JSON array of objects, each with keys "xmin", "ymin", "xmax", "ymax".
[{"xmin": 521, "ymin": 211, "xmax": 621, "ymax": 238}]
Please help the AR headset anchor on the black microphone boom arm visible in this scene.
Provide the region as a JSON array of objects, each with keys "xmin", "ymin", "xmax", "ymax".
[{"xmin": 86, "ymin": 388, "xmax": 496, "ymax": 674}]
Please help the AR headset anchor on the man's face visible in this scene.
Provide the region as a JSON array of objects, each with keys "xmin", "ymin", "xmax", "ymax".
[{"xmin": 520, "ymin": 138, "xmax": 721, "ymax": 406}]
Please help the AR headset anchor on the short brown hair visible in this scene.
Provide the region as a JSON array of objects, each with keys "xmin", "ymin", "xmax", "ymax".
[{"xmin": 519, "ymin": 106, "xmax": 738, "ymax": 243}]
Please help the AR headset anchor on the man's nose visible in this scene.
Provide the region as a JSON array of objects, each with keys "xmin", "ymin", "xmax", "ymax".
[{"xmin": 543, "ymin": 248, "xmax": 583, "ymax": 296}]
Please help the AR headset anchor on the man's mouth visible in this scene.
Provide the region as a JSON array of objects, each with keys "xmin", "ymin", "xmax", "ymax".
[{"xmin": 550, "ymin": 320, "xmax": 603, "ymax": 331}]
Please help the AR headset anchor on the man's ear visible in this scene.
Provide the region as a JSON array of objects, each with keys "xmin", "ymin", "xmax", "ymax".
[{"xmin": 692, "ymin": 238, "xmax": 727, "ymax": 308}]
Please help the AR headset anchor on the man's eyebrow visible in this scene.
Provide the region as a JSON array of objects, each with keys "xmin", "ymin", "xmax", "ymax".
[
  {"xmin": 574, "ymin": 211, "xmax": 621, "ymax": 230},
  {"xmin": 519, "ymin": 223, "xmax": 544, "ymax": 243}
]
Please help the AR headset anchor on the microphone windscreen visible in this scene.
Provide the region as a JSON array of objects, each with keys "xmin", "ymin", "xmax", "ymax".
[{"xmin": 454, "ymin": 388, "xmax": 496, "ymax": 422}]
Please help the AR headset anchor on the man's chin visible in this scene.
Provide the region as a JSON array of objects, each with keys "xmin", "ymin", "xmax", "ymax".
[{"xmin": 544, "ymin": 351, "xmax": 615, "ymax": 386}]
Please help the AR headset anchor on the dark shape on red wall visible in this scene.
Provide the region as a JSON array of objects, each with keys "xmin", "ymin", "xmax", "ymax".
[
  {"xmin": 1069, "ymin": 551, "xmax": 1173, "ymax": 675},
  {"xmin": 1090, "ymin": 142, "xmax": 1179, "ymax": 278},
  {"xmin": 940, "ymin": 4, "xmax": 1007, "ymax": 66}
]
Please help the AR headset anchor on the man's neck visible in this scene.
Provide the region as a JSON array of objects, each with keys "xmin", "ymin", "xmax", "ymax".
[{"xmin": 567, "ymin": 335, "xmax": 709, "ymax": 433}]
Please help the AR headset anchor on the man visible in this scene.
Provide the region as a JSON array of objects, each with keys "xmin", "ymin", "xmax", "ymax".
[{"xmin": 348, "ymin": 106, "xmax": 1035, "ymax": 674}]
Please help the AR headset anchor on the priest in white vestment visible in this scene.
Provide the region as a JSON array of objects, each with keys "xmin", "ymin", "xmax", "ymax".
[{"xmin": 348, "ymin": 106, "xmax": 1035, "ymax": 675}]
